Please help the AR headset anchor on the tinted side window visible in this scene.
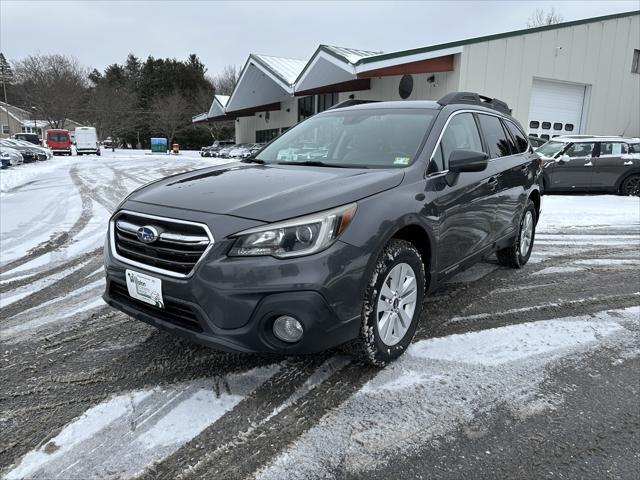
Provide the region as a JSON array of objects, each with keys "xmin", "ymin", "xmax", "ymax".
[
  {"xmin": 630, "ymin": 143, "xmax": 640, "ymax": 154},
  {"xmin": 565, "ymin": 143, "xmax": 594, "ymax": 157},
  {"xmin": 438, "ymin": 113, "xmax": 483, "ymax": 169},
  {"xmin": 505, "ymin": 121, "xmax": 529, "ymax": 153},
  {"xmin": 599, "ymin": 142, "xmax": 628, "ymax": 156},
  {"xmin": 478, "ymin": 114, "xmax": 511, "ymax": 158}
]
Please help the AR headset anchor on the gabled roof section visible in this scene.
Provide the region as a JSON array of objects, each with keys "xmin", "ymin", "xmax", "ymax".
[
  {"xmin": 294, "ymin": 45, "xmax": 381, "ymax": 95},
  {"xmin": 0, "ymin": 101, "xmax": 31, "ymax": 123},
  {"xmin": 207, "ymin": 94, "xmax": 230, "ymax": 119},
  {"xmin": 226, "ymin": 54, "xmax": 307, "ymax": 113}
]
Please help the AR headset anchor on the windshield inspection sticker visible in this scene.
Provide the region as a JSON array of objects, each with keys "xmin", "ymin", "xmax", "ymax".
[
  {"xmin": 394, "ymin": 156, "xmax": 410, "ymax": 165},
  {"xmin": 126, "ymin": 269, "xmax": 164, "ymax": 308}
]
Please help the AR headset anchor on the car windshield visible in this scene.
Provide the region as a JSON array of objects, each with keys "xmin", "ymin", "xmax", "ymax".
[
  {"xmin": 256, "ymin": 109, "xmax": 437, "ymax": 168},
  {"xmin": 535, "ymin": 140, "xmax": 566, "ymax": 157}
]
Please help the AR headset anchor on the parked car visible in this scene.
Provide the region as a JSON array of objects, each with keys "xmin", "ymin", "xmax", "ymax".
[
  {"xmin": 103, "ymin": 92, "xmax": 542, "ymax": 366},
  {"xmin": 45, "ymin": 129, "xmax": 72, "ymax": 155},
  {"xmin": 9, "ymin": 139, "xmax": 52, "ymax": 160},
  {"xmin": 536, "ymin": 135, "xmax": 640, "ymax": 196},
  {"xmin": 200, "ymin": 140, "xmax": 235, "ymax": 157},
  {"xmin": 216, "ymin": 145, "xmax": 236, "ymax": 158},
  {"xmin": 0, "ymin": 139, "xmax": 40, "ymax": 163},
  {"xmin": 75, "ymin": 127, "xmax": 101, "ymax": 156},
  {"xmin": 528, "ymin": 135, "xmax": 547, "ymax": 148},
  {"xmin": 0, "ymin": 145, "xmax": 24, "ymax": 166},
  {"xmin": 228, "ymin": 144, "xmax": 255, "ymax": 159},
  {"xmin": 12, "ymin": 132, "xmax": 41, "ymax": 146}
]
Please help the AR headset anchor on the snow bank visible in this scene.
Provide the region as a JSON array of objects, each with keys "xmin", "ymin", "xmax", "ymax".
[{"xmin": 538, "ymin": 195, "xmax": 640, "ymax": 230}]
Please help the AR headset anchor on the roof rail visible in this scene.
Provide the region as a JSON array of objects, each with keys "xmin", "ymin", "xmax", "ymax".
[
  {"xmin": 327, "ymin": 99, "xmax": 380, "ymax": 110},
  {"xmin": 437, "ymin": 92, "xmax": 511, "ymax": 115}
]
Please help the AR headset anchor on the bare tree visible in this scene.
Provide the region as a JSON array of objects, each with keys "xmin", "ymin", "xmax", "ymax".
[
  {"xmin": 211, "ymin": 65, "xmax": 239, "ymax": 96},
  {"xmin": 13, "ymin": 54, "xmax": 87, "ymax": 128},
  {"xmin": 86, "ymin": 84, "xmax": 138, "ymax": 150},
  {"xmin": 527, "ymin": 8, "xmax": 563, "ymax": 28},
  {"xmin": 149, "ymin": 90, "xmax": 191, "ymax": 147}
]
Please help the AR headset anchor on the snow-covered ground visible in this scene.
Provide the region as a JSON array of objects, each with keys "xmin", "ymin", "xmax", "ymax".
[{"xmin": 1, "ymin": 152, "xmax": 639, "ymax": 479}]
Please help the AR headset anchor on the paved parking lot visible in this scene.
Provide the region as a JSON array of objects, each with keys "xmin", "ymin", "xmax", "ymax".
[{"xmin": 1, "ymin": 150, "xmax": 639, "ymax": 479}]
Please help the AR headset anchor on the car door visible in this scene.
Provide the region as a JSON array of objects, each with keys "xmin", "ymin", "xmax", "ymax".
[
  {"xmin": 547, "ymin": 141, "xmax": 596, "ymax": 191},
  {"xmin": 591, "ymin": 141, "xmax": 632, "ymax": 192},
  {"xmin": 481, "ymin": 115, "xmax": 533, "ymax": 241},
  {"xmin": 429, "ymin": 112, "xmax": 496, "ymax": 273}
]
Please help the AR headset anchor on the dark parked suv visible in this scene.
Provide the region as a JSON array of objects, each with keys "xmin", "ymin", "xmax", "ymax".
[{"xmin": 103, "ymin": 92, "xmax": 542, "ymax": 366}]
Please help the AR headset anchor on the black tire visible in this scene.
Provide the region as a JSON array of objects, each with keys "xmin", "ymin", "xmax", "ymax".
[
  {"xmin": 496, "ymin": 199, "xmax": 536, "ymax": 268},
  {"xmin": 348, "ymin": 239, "xmax": 426, "ymax": 367},
  {"xmin": 620, "ymin": 174, "xmax": 640, "ymax": 196}
]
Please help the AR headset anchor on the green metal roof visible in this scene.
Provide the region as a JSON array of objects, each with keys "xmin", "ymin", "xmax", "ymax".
[{"xmin": 358, "ymin": 9, "xmax": 639, "ymax": 65}]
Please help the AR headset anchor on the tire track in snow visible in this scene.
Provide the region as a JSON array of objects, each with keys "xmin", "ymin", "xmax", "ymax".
[{"xmin": 0, "ymin": 166, "xmax": 94, "ymax": 275}]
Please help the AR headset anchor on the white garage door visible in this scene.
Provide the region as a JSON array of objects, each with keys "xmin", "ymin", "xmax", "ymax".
[{"xmin": 527, "ymin": 78, "xmax": 587, "ymax": 140}]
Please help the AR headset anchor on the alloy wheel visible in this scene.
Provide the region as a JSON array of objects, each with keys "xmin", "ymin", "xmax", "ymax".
[{"xmin": 376, "ymin": 262, "xmax": 418, "ymax": 346}]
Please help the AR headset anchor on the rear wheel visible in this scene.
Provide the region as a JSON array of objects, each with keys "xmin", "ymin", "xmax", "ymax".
[
  {"xmin": 620, "ymin": 174, "xmax": 640, "ymax": 196},
  {"xmin": 496, "ymin": 199, "xmax": 536, "ymax": 268},
  {"xmin": 349, "ymin": 239, "xmax": 425, "ymax": 366}
]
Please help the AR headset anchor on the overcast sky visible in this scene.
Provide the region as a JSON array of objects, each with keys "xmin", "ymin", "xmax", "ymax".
[{"xmin": 1, "ymin": 1, "xmax": 637, "ymax": 76}]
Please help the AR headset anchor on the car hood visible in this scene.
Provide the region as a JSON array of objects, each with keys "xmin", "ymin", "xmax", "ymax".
[{"xmin": 126, "ymin": 162, "xmax": 404, "ymax": 222}]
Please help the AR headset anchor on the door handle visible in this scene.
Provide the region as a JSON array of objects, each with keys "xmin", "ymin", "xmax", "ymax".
[
  {"xmin": 487, "ymin": 177, "xmax": 498, "ymax": 184},
  {"xmin": 624, "ymin": 161, "xmax": 633, "ymax": 166},
  {"xmin": 584, "ymin": 161, "xmax": 593, "ymax": 167}
]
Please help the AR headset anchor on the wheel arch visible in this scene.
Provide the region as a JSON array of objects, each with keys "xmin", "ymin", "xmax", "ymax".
[
  {"xmin": 616, "ymin": 170, "xmax": 640, "ymax": 193},
  {"xmin": 528, "ymin": 188, "xmax": 541, "ymax": 222}
]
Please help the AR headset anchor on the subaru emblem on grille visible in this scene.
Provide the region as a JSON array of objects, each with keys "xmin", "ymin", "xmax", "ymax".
[{"xmin": 137, "ymin": 226, "xmax": 159, "ymax": 243}]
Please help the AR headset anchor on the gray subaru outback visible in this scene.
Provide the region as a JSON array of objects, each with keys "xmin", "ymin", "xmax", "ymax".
[{"xmin": 103, "ymin": 92, "xmax": 542, "ymax": 366}]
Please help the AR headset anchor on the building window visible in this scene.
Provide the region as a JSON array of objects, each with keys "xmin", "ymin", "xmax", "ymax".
[
  {"xmin": 632, "ymin": 49, "xmax": 640, "ymax": 74},
  {"xmin": 317, "ymin": 92, "xmax": 339, "ymax": 113},
  {"xmin": 256, "ymin": 128, "xmax": 279, "ymax": 143},
  {"xmin": 298, "ymin": 96, "xmax": 314, "ymax": 122},
  {"xmin": 1, "ymin": 124, "xmax": 8, "ymax": 134}
]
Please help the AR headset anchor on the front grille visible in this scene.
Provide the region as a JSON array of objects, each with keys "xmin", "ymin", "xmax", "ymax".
[
  {"xmin": 109, "ymin": 281, "xmax": 203, "ymax": 332},
  {"xmin": 111, "ymin": 211, "xmax": 212, "ymax": 276}
]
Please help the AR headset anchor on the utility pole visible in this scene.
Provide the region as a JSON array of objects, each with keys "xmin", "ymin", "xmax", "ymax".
[{"xmin": 1, "ymin": 63, "xmax": 10, "ymax": 138}]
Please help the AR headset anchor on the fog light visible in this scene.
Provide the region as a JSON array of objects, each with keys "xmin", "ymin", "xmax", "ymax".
[{"xmin": 273, "ymin": 315, "xmax": 304, "ymax": 343}]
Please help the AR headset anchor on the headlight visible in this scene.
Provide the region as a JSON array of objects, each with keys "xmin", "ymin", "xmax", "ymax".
[{"xmin": 229, "ymin": 203, "xmax": 357, "ymax": 258}]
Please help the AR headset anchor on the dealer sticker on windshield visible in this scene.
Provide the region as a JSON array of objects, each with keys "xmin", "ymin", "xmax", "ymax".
[
  {"xmin": 125, "ymin": 269, "xmax": 164, "ymax": 309},
  {"xmin": 394, "ymin": 156, "xmax": 410, "ymax": 165}
]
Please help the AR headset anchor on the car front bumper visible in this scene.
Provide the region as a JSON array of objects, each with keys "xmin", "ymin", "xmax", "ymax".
[{"xmin": 103, "ymin": 236, "xmax": 368, "ymax": 354}]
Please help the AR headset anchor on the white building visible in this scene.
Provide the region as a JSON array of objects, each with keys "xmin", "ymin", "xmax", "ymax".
[{"xmin": 194, "ymin": 10, "xmax": 640, "ymax": 143}]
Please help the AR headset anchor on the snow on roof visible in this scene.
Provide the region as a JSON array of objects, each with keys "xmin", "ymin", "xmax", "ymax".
[
  {"xmin": 321, "ymin": 45, "xmax": 382, "ymax": 64},
  {"xmin": 215, "ymin": 95, "xmax": 230, "ymax": 107},
  {"xmin": 251, "ymin": 54, "xmax": 308, "ymax": 86}
]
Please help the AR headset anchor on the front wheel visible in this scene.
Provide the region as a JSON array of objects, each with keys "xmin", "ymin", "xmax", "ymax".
[
  {"xmin": 349, "ymin": 239, "xmax": 425, "ymax": 366},
  {"xmin": 496, "ymin": 199, "xmax": 536, "ymax": 268},
  {"xmin": 620, "ymin": 174, "xmax": 640, "ymax": 196}
]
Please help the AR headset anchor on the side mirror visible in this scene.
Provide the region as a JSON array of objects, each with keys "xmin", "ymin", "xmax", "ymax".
[
  {"xmin": 448, "ymin": 149, "xmax": 489, "ymax": 173},
  {"xmin": 556, "ymin": 154, "xmax": 570, "ymax": 164}
]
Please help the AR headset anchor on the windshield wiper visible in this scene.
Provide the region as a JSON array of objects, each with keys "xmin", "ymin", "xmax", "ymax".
[
  {"xmin": 276, "ymin": 161, "xmax": 366, "ymax": 169},
  {"xmin": 241, "ymin": 157, "xmax": 265, "ymax": 164}
]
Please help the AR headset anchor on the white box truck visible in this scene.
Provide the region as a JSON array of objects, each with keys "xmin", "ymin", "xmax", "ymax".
[{"xmin": 75, "ymin": 127, "xmax": 100, "ymax": 156}]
